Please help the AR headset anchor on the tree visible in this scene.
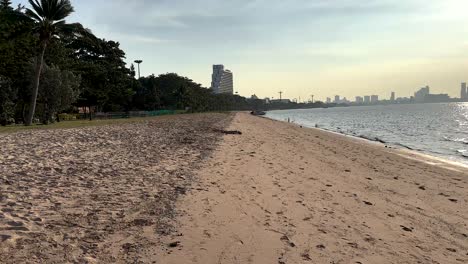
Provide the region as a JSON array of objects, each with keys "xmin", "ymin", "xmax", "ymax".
[
  {"xmin": 0, "ymin": 76, "xmax": 15, "ymax": 126},
  {"xmin": 33, "ymin": 63, "xmax": 80, "ymax": 124},
  {"xmin": 0, "ymin": 4, "xmax": 36, "ymax": 123},
  {"xmin": 129, "ymin": 63, "xmax": 136, "ymax": 78},
  {"xmin": 0, "ymin": 0, "xmax": 12, "ymax": 10},
  {"xmin": 70, "ymin": 38, "xmax": 135, "ymax": 112},
  {"xmin": 133, "ymin": 75, "xmax": 160, "ymax": 110},
  {"xmin": 24, "ymin": 0, "xmax": 78, "ymax": 126}
]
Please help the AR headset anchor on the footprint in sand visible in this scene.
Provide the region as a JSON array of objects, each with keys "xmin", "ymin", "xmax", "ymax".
[
  {"xmin": 6, "ymin": 221, "xmax": 24, "ymax": 227},
  {"xmin": 301, "ymin": 252, "xmax": 312, "ymax": 261},
  {"xmin": 316, "ymin": 244, "xmax": 326, "ymax": 250},
  {"xmin": 280, "ymin": 235, "xmax": 296, "ymax": 248},
  {"xmin": 0, "ymin": 234, "xmax": 12, "ymax": 242},
  {"xmin": 400, "ymin": 225, "xmax": 413, "ymax": 232}
]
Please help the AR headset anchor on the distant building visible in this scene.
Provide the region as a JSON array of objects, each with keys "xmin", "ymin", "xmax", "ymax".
[
  {"xmin": 355, "ymin": 96, "xmax": 364, "ymax": 104},
  {"xmin": 371, "ymin": 95, "xmax": 379, "ymax": 103},
  {"xmin": 364, "ymin": 96, "xmax": 371, "ymax": 104},
  {"xmin": 415, "ymin": 86, "xmax": 430, "ymax": 103},
  {"xmin": 271, "ymin": 99, "xmax": 292, "ymax": 104},
  {"xmin": 211, "ymin": 65, "xmax": 233, "ymax": 94},
  {"xmin": 334, "ymin": 95, "xmax": 340, "ymax": 104},
  {"xmin": 390, "ymin": 92, "xmax": 395, "ymax": 102},
  {"xmin": 396, "ymin": 97, "xmax": 411, "ymax": 103},
  {"xmin": 461, "ymin": 82, "xmax": 467, "ymax": 100},
  {"xmin": 424, "ymin": 94, "xmax": 450, "ymax": 103},
  {"xmin": 326, "ymin": 97, "xmax": 332, "ymax": 104}
]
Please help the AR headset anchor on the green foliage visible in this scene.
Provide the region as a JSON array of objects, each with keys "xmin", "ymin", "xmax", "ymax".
[
  {"xmin": 0, "ymin": 76, "xmax": 15, "ymax": 126},
  {"xmin": 0, "ymin": 0, "xmax": 269, "ymax": 126},
  {"xmin": 0, "ymin": 0, "xmax": 12, "ymax": 10},
  {"xmin": 134, "ymin": 75, "xmax": 160, "ymax": 110},
  {"xmin": 70, "ymin": 38, "xmax": 135, "ymax": 112},
  {"xmin": 26, "ymin": 0, "xmax": 75, "ymax": 42},
  {"xmin": 131, "ymin": 73, "xmax": 255, "ymax": 112},
  {"xmin": 31, "ymin": 62, "xmax": 81, "ymax": 124},
  {"xmin": 24, "ymin": 0, "xmax": 84, "ymax": 125}
]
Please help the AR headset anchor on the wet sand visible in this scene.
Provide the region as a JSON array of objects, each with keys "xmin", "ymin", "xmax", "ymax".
[{"xmin": 158, "ymin": 112, "xmax": 468, "ymax": 264}]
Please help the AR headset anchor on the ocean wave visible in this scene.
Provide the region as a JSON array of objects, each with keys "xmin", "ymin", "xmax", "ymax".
[
  {"xmin": 443, "ymin": 137, "xmax": 468, "ymax": 145},
  {"xmin": 457, "ymin": 149, "xmax": 468, "ymax": 158},
  {"xmin": 266, "ymin": 103, "xmax": 468, "ymax": 166},
  {"xmin": 395, "ymin": 143, "xmax": 416, "ymax": 151}
]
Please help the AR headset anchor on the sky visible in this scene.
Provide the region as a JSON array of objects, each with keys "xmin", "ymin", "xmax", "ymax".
[{"xmin": 13, "ymin": 0, "xmax": 468, "ymax": 101}]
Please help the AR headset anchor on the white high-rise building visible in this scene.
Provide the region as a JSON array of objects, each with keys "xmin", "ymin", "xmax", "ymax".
[
  {"xmin": 390, "ymin": 92, "xmax": 395, "ymax": 102},
  {"xmin": 461, "ymin": 82, "xmax": 467, "ymax": 99},
  {"xmin": 371, "ymin": 95, "xmax": 379, "ymax": 103},
  {"xmin": 211, "ymin": 65, "xmax": 234, "ymax": 95}
]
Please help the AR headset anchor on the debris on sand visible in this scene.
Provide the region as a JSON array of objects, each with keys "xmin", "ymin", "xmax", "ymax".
[
  {"xmin": 168, "ymin": 241, "xmax": 181, "ymax": 248},
  {"xmin": 213, "ymin": 129, "xmax": 242, "ymax": 135}
]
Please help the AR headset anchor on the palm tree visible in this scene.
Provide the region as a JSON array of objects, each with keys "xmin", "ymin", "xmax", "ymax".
[
  {"xmin": 0, "ymin": 0, "xmax": 12, "ymax": 10},
  {"xmin": 24, "ymin": 0, "xmax": 75, "ymax": 126}
]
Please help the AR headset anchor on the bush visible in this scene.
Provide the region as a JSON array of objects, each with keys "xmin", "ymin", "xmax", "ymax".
[
  {"xmin": 0, "ymin": 76, "xmax": 16, "ymax": 126},
  {"xmin": 58, "ymin": 113, "xmax": 79, "ymax": 121}
]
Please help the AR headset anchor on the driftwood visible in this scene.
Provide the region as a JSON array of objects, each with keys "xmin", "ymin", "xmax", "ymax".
[{"xmin": 213, "ymin": 129, "xmax": 242, "ymax": 135}]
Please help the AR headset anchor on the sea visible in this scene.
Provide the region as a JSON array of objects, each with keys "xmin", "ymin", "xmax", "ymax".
[{"xmin": 266, "ymin": 103, "xmax": 468, "ymax": 166}]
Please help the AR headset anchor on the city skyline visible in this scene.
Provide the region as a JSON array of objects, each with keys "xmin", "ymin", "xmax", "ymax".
[
  {"xmin": 10, "ymin": 0, "xmax": 468, "ymax": 100},
  {"xmin": 281, "ymin": 82, "xmax": 467, "ymax": 104},
  {"xmin": 267, "ymin": 82, "xmax": 468, "ymax": 104}
]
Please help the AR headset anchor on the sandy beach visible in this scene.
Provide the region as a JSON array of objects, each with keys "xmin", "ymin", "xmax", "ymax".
[
  {"xmin": 1, "ymin": 112, "xmax": 467, "ymax": 263},
  {"xmin": 158, "ymin": 113, "xmax": 467, "ymax": 264},
  {"xmin": 0, "ymin": 113, "xmax": 232, "ymax": 263}
]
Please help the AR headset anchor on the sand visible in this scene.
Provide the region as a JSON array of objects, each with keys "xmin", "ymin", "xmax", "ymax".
[
  {"xmin": 1, "ymin": 112, "xmax": 467, "ymax": 263},
  {"xmin": 157, "ymin": 112, "xmax": 468, "ymax": 264},
  {"xmin": 0, "ymin": 113, "xmax": 232, "ymax": 263}
]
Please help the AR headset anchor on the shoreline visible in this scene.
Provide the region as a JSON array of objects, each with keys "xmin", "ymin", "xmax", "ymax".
[
  {"xmin": 264, "ymin": 114, "xmax": 468, "ymax": 171},
  {"xmin": 1, "ymin": 112, "xmax": 467, "ymax": 263},
  {"xmin": 157, "ymin": 112, "xmax": 467, "ymax": 263}
]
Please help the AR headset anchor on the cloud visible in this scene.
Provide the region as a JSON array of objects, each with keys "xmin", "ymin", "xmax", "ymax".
[
  {"xmin": 11, "ymin": 0, "xmax": 468, "ymax": 98},
  {"xmin": 111, "ymin": 34, "xmax": 171, "ymax": 45}
]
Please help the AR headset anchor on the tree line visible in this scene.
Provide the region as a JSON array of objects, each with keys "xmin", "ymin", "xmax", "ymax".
[{"xmin": 0, "ymin": 0, "xmax": 266, "ymax": 126}]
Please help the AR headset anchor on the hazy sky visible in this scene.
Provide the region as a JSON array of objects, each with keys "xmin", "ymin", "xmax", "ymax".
[{"xmin": 14, "ymin": 0, "xmax": 468, "ymax": 101}]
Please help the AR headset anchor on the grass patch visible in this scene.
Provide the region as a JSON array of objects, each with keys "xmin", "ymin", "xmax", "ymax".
[{"xmin": 0, "ymin": 116, "xmax": 168, "ymax": 134}]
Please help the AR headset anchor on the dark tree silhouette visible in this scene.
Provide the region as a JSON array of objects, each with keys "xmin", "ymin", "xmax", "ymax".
[
  {"xmin": 25, "ymin": 0, "xmax": 80, "ymax": 125},
  {"xmin": 0, "ymin": 0, "xmax": 12, "ymax": 10}
]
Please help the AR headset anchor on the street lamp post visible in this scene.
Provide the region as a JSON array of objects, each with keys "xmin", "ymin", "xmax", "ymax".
[{"xmin": 134, "ymin": 60, "xmax": 143, "ymax": 79}]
